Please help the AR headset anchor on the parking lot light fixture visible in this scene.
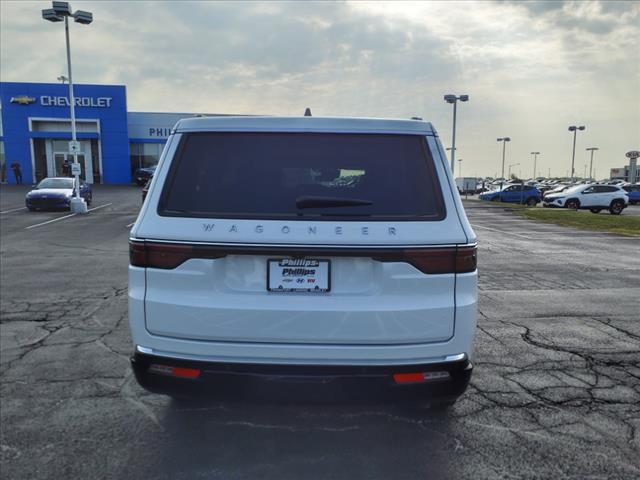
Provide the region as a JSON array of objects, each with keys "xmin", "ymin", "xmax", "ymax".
[
  {"xmin": 497, "ymin": 137, "xmax": 511, "ymax": 188},
  {"xmin": 530, "ymin": 151, "xmax": 540, "ymax": 179},
  {"xmin": 586, "ymin": 147, "xmax": 599, "ymax": 180},
  {"xmin": 444, "ymin": 94, "xmax": 469, "ymax": 176},
  {"xmin": 568, "ymin": 125, "xmax": 586, "ymax": 183},
  {"xmin": 41, "ymin": 1, "xmax": 93, "ymax": 214}
]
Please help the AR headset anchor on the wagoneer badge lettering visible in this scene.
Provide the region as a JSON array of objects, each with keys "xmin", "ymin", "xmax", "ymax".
[{"xmin": 201, "ymin": 223, "xmax": 400, "ymax": 236}]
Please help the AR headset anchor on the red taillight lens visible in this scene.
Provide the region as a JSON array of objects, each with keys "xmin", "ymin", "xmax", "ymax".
[
  {"xmin": 376, "ymin": 245, "xmax": 477, "ymax": 274},
  {"xmin": 129, "ymin": 241, "xmax": 477, "ymax": 274},
  {"xmin": 129, "ymin": 241, "xmax": 225, "ymax": 269},
  {"xmin": 403, "ymin": 248, "xmax": 457, "ymax": 274},
  {"xmin": 455, "ymin": 245, "xmax": 477, "ymax": 273}
]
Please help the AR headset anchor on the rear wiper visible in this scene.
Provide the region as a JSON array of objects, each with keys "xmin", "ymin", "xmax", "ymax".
[{"xmin": 295, "ymin": 195, "xmax": 373, "ymax": 209}]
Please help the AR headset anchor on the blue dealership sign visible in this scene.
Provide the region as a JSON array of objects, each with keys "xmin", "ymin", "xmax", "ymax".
[{"xmin": 0, "ymin": 82, "xmax": 129, "ymax": 184}]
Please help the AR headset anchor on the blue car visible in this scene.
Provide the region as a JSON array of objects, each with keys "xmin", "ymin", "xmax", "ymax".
[
  {"xmin": 25, "ymin": 177, "xmax": 92, "ymax": 211},
  {"xmin": 623, "ymin": 185, "xmax": 640, "ymax": 205},
  {"xmin": 479, "ymin": 183, "xmax": 541, "ymax": 206}
]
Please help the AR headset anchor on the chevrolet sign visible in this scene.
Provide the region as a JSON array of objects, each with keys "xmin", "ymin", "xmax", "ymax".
[
  {"xmin": 10, "ymin": 95, "xmax": 36, "ymax": 105},
  {"xmin": 40, "ymin": 96, "xmax": 112, "ymax": 107}
]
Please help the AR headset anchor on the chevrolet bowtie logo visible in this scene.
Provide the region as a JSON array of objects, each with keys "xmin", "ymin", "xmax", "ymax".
[{"xmin": 10, "ymin": 95, "xmax": 36, "ymax": 105}]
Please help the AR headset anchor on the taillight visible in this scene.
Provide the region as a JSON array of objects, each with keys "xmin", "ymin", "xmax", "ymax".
[
  {"xmin": 455, "ymin": 245, "xmax": 477, "ymax": 273},
  {"xmin": 402, "ymin": 248, "xmax": 457, "ymax": 274},
  {"xmin": 129, "ymin": 241, "xmax": 225, "ymax": 269},
  {"xmin": 129, "ymin": 240, "xmax": 477, "ymax": 273},
  {"xmin": 375, "ymin": 245, "xmax": 477, "ymax": 274}
]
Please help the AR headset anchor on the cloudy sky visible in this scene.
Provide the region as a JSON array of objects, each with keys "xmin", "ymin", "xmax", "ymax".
[{"xmin": 1, "ymin": 0, "xmax": 638, "ymax": 178}]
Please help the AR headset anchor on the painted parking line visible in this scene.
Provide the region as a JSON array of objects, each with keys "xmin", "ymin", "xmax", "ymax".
[
  {"xmin": 0, "ymin": 206, "xmax": 27, "ymax": 214},
  {"xmin": 470, "ymin": 223, "xmax": 530, "ymax": 239},
  {"xmin": 87, "ymin": 203, "xmax": 113, "ymax": 213},
  {"xmin": 24, "ymin": 203, "xmax": 112, "ymax": 230},
  {"xmin": 25, "ymin": 212, "xmax": 77, "ymax": 230},
  {"xmin": 126, "ymin": 222, "xmax": 135, "ymax": 228}
]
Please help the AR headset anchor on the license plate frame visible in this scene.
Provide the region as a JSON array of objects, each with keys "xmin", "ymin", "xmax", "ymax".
[{"xmin": 267, "ymin": 258, "xmax": 331, "ymax": 293}]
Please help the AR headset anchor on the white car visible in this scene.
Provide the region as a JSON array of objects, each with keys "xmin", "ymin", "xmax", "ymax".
[
  {"xmin": 543, "ymin": 184, "xmax": 629, "ymax": 214},
  {"xmin": 128, "ymin": 116, "xmax": 478, "ymax": 407}
]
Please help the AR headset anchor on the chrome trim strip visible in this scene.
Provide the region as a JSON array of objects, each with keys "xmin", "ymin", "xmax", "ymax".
[
  {"xmin": 135, "ymin": 345, "xmax": 468, "ymax": 366},
  {"xmin": 444, "ymin": 353, "xmax": 467, "ymax": 362},
  {"xmin": 129, "ymin": 238, "xmax": 477, "ymax": 250}
]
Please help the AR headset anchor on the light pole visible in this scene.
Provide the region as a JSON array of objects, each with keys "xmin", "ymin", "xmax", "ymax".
[
  {"xmin": 530, "ymin": 151, "xmax": 540, "ymax": 180},
  {"xmin": 444, "ymin": 94, "xmax": 469, "ymax": 176},
  {"xmin": 42, "ymin": 2, "xmax": 93, "ymax": 214},
  {"xmin": 586, "ymin": 147, "xmax": 598, "ymax": 180},
  {"xmin": 497, "ymin": 137, "xmax": 511, "ymax": 187},
  {"xmin": 568, "ymin": 125, "xmax": 585, "ymax": 183},
  {"xmin": 458, "ymin": 158, "xmax": 463, "ymax": 178},
  {"xmin": 508, "ymin": 162, "xmax": 520, "ymax": 179}
]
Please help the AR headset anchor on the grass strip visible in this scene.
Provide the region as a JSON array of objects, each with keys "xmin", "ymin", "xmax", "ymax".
[{"xmin": 512, "ymin": 208, "xmax": 640, "ymax": 236}]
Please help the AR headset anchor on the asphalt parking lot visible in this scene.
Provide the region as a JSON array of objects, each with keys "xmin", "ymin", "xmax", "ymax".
[{"xmin": 1, "ymin": 185, "xmax": 639, "ymax": 479}]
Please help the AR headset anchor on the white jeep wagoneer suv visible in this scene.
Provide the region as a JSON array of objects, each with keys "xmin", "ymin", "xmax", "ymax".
[{"xmin": 128, "ymin": 116, "xmax": 477, "ymax": 406}]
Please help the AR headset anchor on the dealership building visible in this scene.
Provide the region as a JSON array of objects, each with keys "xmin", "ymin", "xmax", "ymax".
[{"xmin": 0, "ymin": 81, "xmax": 225, "ymax": 184}]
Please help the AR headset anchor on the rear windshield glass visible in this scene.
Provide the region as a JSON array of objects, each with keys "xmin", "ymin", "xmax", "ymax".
[
  {"xmin": 159, "ymin": 132, "xmax": 445, "ymax": 220},
  {"xmin": 37, "ymin": 178, "xmax": 74, "ymax": 189}
]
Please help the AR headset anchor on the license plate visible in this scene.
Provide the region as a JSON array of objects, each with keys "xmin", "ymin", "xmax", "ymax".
[{"xmin": 267, "ymin": 259, "xmax": 330, "ymax": 292}]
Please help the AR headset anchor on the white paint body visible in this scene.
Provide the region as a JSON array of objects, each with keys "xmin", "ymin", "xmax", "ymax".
[{"xmin": 129, "ymin": 117, "xmax": 478, "ymax": 366}]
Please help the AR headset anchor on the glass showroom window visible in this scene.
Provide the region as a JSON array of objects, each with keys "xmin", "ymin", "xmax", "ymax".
[
  {"xmin": 130, "ymin": 143, "xmax": 164, "ymax": 180},
  {"xmin": 142, "ymin": 143, "xmax": 162, "ymax": 168}
]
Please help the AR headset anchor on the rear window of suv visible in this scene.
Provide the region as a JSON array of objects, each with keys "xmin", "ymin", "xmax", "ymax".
[{"xmin": 158, "ymin": 132, "xmax": 445, "ymax": 220}]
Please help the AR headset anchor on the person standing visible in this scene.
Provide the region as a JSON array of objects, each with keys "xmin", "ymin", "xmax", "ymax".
[{"xmin": 10, "ymin": 160, "xmax": 22, "ymax": 184}]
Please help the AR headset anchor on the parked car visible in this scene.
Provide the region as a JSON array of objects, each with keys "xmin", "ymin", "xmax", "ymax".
[
  {"xmin": 543, "ymin": 184, "xmax": 628, "ymax": 214},
  {"xmin": 128, "ymin": 116, "xmax": 478, "ymax": 407},
  {"xmin": 542, "ymin": 184, "xmax": 572, "ymax": 198},
  {"xmin": 622, "ymin": 185, "xmax": 640, "ymax": 205},
  {"xmin": 478, "ymin": 183, "xmax": 541, "ymax": 205},
  {"xmin": 25, "ymin": 177, "xmax": 92, "ymax": 211},
  {"xmin": 134, "ymin": 166, "xmax": 156, "ymax": 186}
]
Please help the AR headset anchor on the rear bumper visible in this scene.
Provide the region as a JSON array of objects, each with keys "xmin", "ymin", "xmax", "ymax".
[{"xmin": 131, "ymin": 349, "xmax": 473, "ymax": 402}]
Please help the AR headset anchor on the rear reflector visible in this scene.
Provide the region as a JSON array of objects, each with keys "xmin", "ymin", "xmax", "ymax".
[
  {"xmin": 149, "ymin": 364, "xmax": 201, "ymax": 379},
  {"xmin": 393, "ymin": 371, "xmax": 451, "ymax": 384},
  {"xmin": 393, "ymin": 373, "xmax": 426, "ymax": 384}
]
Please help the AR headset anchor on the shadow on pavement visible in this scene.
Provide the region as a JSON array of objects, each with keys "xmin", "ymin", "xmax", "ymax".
[{"xmin": 139, "ymin": 385, "xmax": 458, "ymax": 479}]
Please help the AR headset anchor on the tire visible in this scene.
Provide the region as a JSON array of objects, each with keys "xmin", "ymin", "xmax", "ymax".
[
  {"xmin": 590, "ymin": 208, "xmax": 602, "ymax": 214},
  {"xmin": 565, "ymin": 199, "xmax": 580, "ymax": 210},
  {"xmin": 526, "ymin": 197, "xmax": 537, "ymax": 207},
  {"xmin": 27, "ymin": 206, "xmax": 35, "ymax": 211},
  {"xmin": 609, "ymin": 200, "xmax": 624, "ymax": 215},
  {"xmin": 86, "ymin": 195, "xmax": 92, "ymax": 207}
]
